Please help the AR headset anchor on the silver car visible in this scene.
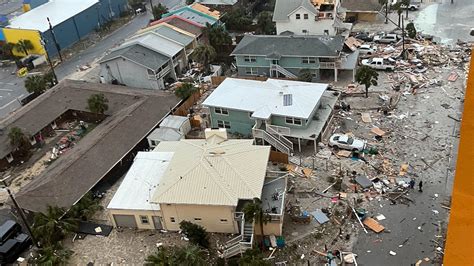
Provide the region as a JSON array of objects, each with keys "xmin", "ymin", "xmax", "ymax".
[{"xmin": 329, "ymin": 134, "xmax": 366, "ymax": 152}]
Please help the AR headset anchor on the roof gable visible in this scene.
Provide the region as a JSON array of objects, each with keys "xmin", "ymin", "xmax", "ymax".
[{"xmin": 273, "ymin": 0, "xmax": 317, "ymax": 21}]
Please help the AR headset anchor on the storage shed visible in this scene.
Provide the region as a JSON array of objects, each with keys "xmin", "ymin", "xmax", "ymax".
[{"xmin": 147, "ymin": 115, "xmax": 191, "ymax": 148}]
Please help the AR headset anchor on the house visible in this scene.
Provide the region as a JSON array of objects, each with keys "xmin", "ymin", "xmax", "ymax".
[
  {"xmin": 194, "ymin": 0, "xmax": 238, "ymax": 12},
  {"xmin": 149, "ymin": 15, "xmax": 206, "ymax": 43},
  {"xmin": 273, "ymin": 0, "xmax": 351, "ymax": 36},
  {"xmin": 108, "ymin": 128, "xmax": 287, "ymax": 258},
  {"xmin": 2, "ymin": 0, "xmax": 128, "ymax": 57},
  {"xmin": 231, "ymin": 34, "xmax": 359, "ymax": 82},
  {"xmin": 189, "ymin": 3, "xmax": 221, "ymax": 19},
  {"xmin": 340, "ymin": 0, "xmax": 382, "ymax": 22},
  {"xmin": 202, "ymin": 78, "xmax": 339, "ymax": 154},
  {"xmin": 99, "ymin": 31, "xmax": 190, "ymax": 90},
  {"xmin": 147, "ymin": 115, "xmax": 191, "ymax": 148},
  {"xmin": 162, "ymin": 6, "xmax": 220, "ymax": 27},
  {"xmin": 4, "ymin": 80, "xmax": 180, "ymax": 213}
]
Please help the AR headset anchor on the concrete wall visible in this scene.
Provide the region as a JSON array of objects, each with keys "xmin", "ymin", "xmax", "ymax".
[
  {"xmin": 276, "ymin": 6, "xmax": 335, "ymax": 35},
  {"xmin": 100, "ymin": 58, "xmax": 165, "ymax": 90},
  {"xmin": 109, "ymin": 208, "xmax": 163, "ymax": 230},
  {"xmin": 159, "ymin": 204, "xmax": 239, "ymax": 233},
  {"xmin": 2, "ymin": 28, "xmax": 45, "ymax": 56},
  {"xmin": 209, "ymin": 107, "xmax": 254, "ymax": 136}
]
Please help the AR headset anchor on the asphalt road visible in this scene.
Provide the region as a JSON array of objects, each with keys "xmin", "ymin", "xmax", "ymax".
[{"xmin": 0, "ymin": 65, "xmax": 25, "ymax": 119}]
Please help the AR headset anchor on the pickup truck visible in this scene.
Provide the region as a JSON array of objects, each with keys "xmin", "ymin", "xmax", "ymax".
[
  {"xmin": 401, "ymin": 3, "xmax": 421, "ymax": 10},
  {"xmin": 361, "ymin": 58, "xmax": 395, "ymax": 71},
  {"xmin": 373, "ymin": 33, "xmax": 398, "ymax": 44}
]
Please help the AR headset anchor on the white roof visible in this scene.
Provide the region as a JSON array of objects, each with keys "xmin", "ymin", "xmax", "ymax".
[
  {"xmin": 196, "ymin": 0, "xmax": 238, "ymax": 5},
  {"xmin": 122, "ymin": 33, "xmax": 183, "ymax": 57},
  {"xmin": 203, "ymin": 78, "xmax": 328, "ymax": 119},
  {"xmin": 151, "ymin": 135, "xmax": 271, "ymax": 206},
  {"xmin": 148, "ymin": 128, "xmax": 183, "ymax": 142},
  {"xmin": 160, "ymin": 115, "xmax": 189, "ymax": 129},
  {"xmin": 7, "ymin": 0, "xmax": 98, "ymax": 32},
  {"xmin": 107, "ymin": 152, "xmax": 173, "ymax": 211}
]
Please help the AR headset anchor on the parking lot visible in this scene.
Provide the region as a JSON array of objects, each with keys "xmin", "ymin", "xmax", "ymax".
[{"xmin": 0, "ymin": 65, "xmax": 28, "ymax": 119}]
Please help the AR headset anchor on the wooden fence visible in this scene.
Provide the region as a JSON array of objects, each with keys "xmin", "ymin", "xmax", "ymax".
[
  {"xmin": 269, "ymin": 150, "xmax": 289, "ymax": 164},
  {"xmin": 172, "ymin": 90, "xmax": 202, "ymax": 117}
]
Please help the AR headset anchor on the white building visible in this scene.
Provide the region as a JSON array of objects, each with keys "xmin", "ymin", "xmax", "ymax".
[
  {"xmin": 272, "ymin": 0, "xmax": 351, "ymax": 36},
  {"xmin": 147, "ymin": 115, "xmax": 191, "ymax": 148}
]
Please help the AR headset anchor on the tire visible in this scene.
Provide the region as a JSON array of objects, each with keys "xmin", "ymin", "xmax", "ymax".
[
  {"xmin": 352, "ymin": 148, "xmax": 358, "ymax": 152},
  {"xmin": 409, "ymin": 7, "xmax": 416, "ymax": 11},
  {"xmin": 333, "ymin": 145, "xmax": 339, "ymax": 150}
]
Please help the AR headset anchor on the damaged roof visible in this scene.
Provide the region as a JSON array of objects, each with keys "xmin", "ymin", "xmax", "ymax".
[{"xmin": 340, "ymin": 0, "xmax": 382, "ymax": 12}]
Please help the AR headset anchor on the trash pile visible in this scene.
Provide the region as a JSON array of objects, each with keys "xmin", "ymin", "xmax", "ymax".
[{"xmin": 49, "ymin": 121, "xmax": 88, "ymax": 162}]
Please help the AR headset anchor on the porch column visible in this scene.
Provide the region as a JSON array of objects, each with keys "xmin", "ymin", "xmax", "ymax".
[
  {"xmin": 298, "ymin": 138, "xmax": 301, "ymax": 152},
  {"xmin": 334, "ymin": 68, "xmax": 338, "ymax": 82},
  {"xmin": 352, "ymin": 68, "xmax": 356, "ymax": 82},
  {"xmin": 314, "ymin": 139, "xmax": 317, "ymax": 154}
]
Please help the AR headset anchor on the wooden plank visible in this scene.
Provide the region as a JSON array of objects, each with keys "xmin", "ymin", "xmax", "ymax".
[
  {"xmin": 371, "ymin": 127, "xmax": 386, "ymax": 136},
  {"xmin": 361, "ymin": 112, "xmax": 372, "ymax": 123},
  {"xmin": 363, "ymin": 217, "xmax": 385, "ymax": 233},
  {"xmin": 337, "ymin": 150, "xmax": 352, "ymax": 157},
  {"xmin": 302, "ymin": 168, "xmax": 313, "ymax": 177}
]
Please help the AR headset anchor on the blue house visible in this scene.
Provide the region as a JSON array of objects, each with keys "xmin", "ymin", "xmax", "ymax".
[
  {"xmin": 231, "ymin": 34, "xmax": 359, "ymax": 82},
  {"xmin": 202, "ymin": 78, "xmax": 339, "ymax": 154}
]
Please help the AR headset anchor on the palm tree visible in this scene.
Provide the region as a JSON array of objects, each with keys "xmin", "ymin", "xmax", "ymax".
[
  {"xmin": 378, "ymin": 0, "xmax": 388, "ymax": 24},
  {"xmin": 68, "ymin": 192, "xmax": 103, "ymax": 221},
  {"xmin": 14, "ymin": 39, "xmax": 34, "ymax": 56},
  {"xmin": 152, "ymin": 3, "xmax": 168, "ymax": 21},
  {"xmin": 243, "ymin": 198, "xmax": 270, "ymax": 249},
  {"xmin": 8, "ymin": 127, "xmax": 28, "ymax": 149},
  {"xmin": 34, "ymin": 244, "xmax": 73, "ymax": 265},
  {"xmin": 1, "ymin": 43, "xmax": 14, "ymax": 59},
  {"xmin": 87, "ymin": 93, "xmax": 109, "ymax": 115},
  {"xmin": 240, "ymin": 248, "xmax": 270, "ymax": 266},
  {"xmin": 145, "ymin": 246, "xmax": 172, "ymax": 265},
  {"xmin": 192, "ymin": 45, "xmax": 216, "ymax": 74},
  {"xmin": 355, "ymin": 65, "xmax": 379, "ymax": 98},
  {"xmin": 394, "ymin": 3, "xmax": 403, "ymax": 27},
  {"xmin": 25, "ymin": 75, "xmax": 47, "ymax": 94},
  {"xmin": 203, "ymin": 23, "xmax": 232, "ymax": 51},
  {"xmin": 174, "ymin": 245, "xmax": 206, "ymax": 265},
  {"xmin": 175, "ymin": 82, "xmax": 197, "ymax": 100},
  {"xmin": 145, "ymin": 245, "xmax": 206, "ymax": 266},
  {"xmin": 256, "ymin": 11, "xmax": 275, "ymax": 35},
  {"xmin": 402, "ymin": 0, "xmax": 410, "ymax": 19},
  {"xmin": 33, "ymin": 206, "xmax": 78, "ymax": 247}
]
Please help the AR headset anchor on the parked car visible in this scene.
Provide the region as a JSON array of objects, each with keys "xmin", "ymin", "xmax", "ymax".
[
  {"xmin": 361, "ymin": 57, "xmax": 395, "ymax": 71},
  {"xmin": 401, "ymin": 3, "xmax": 420, "ymax": 10},
  {"xmin": 329, "ymin": 134, "xmax": 366, "ymax": 152},
  {"xmin": 0, "ymin": 220, "xmax": 21, "ymax": 244},
  {"xmin": 358, "ymin": 44, "xmax": 377, "ymax": 56},
  {"xmin": 0, "ymin": 234, "xmax": 31, "ymax": 264},
  {"xmin": 354, "ymin": 32, "xmax": 374, "ymax": 42},
  {"xmin": 373, "ymin": 33, "xmax": 399, "ymax": 44}
]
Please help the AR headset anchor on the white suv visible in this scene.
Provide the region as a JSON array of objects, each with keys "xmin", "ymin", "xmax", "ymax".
[{"xmin": 374, "ymin": 33, "xmax": 398, "ymax": 44}]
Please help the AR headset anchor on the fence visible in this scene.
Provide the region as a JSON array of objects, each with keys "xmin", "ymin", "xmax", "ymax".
[
  {"xmin": 172, "ymin": 90, "xmax": 202, "ymax": 117},
  {"xmin": 269, "ymin": 150, "xmax": 289, "ymax": 164}
]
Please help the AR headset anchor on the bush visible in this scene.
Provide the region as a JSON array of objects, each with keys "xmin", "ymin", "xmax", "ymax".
[{"xmin": 179, "ymin": 221, "xmax": 210, "ymax": 248}]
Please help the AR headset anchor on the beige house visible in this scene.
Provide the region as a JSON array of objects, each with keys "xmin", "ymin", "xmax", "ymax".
[{"xmin": 107, "ymin": 129, "xmax": 287, "ymax": 257}]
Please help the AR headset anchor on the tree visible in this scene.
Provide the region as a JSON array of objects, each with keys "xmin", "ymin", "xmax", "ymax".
[
  {"xmin": 204, "ymin": 23, "xmax": 232, "ymax": 51},
  {"xmin": 152, "ymin": 3, "xmax": 168, "ymax": 21},
  {"xmin": 355, "ymin": 65, "xmax": 379, "ymax": 98},
  {"xmin": 239, "ymin": 248, "xmax": 270, "ymax": 266},
  {"xmin": 145, "ymin": 245, "xmax": 206, "ymax": 266},
  {"xmin": 378, "ymin": 0, "xmax": 388, "ymax": 24},
  {"xmin": 402, "ymin": 0, "xmax": 410, "ymax": 19},
  {"xmin": 222, "ymin": 8, "xmax": 253, "ymax": 31},
  {"xmin": 0, "ymin": 43, "xmax": 14, "ymax": 59},
  {"xmin": 14, "ymin": 39, "xmax": 34, "ymax": 56},
  {"xmin": 179, "ymin": 221, "xmax": 210, "ymax": 249},
  {"xmin": 33, "ymin": 244, "xmax": 73, "ymax": 265},
  {"xmin": 175, "ymin": 82, "xmax": 197, "ymax": 100},
  {"xmin": 192, "ymin": 44, "xmax": 216, "ymax": 74},
  {"xmin": 394, "ymin": 3, "xmax": 403, "ymax": 27},
  {"xmin": 8, "ymin": 127, "xmax": 31, "ymax": 158},
  {"xmin": 68, "ymin": 192, "xmax": 103, "ymax": 221},
  {"xmin": 87, "ymin": 93, "xmax": 109, "ymax": 115},
  {"xmin": 33, "ymin": 206, "xmax": 78, "ymax": 247},
  {"xmin": 406, "ymin": 22, "xmax": 417, "ymax": 38},
  {"xmin": 298, "ymin": 69, "xmax": 313, "ymax": 82},
  {"xmin": 256, "ymin": 11, "xmax": 275, "ymax": 35},
  {"xmin": 242, "ymin": 198, "xmax": 270, "ymax": 248},
  {"xmin": 186, "ymin": 0, "xmax": 195, "ymax": 4},
  {"xmin": 25, "ymin": 75, "xmax": 47, "ymax": 94}
]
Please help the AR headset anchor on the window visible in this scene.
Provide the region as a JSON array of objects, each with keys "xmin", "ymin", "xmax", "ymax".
[
  {"xmin": 243, "ymin": 56, "xmax": 256, "ymax": 62},
  {"xmin": 147, "ymin": 69, "xmax": 154, "ymax": 75},
  {"xmin": 194, "ymin": 218, "xmax": 202, "ymax": 221},
  {"xmin": 324, "ymin": 30, "xmax": 329, "ymax": 35},
  {"xmin": 150, "ymin": 140, "xmax": 158, "ymax": 146},
  {"xmin": 215, "ymin": 107, "xmax": 229, "ymax": 115},
  {"xmin": 217, "ymin": 120, "xmax": 231, "ymax": 129},
  {"xmin": 245, "ymin": 67, "xmax": 257, "ymax": 75},
  {"xmin": 285, "ymin": 117, "xmax": 302, "ymax": 125},
  {"xmin": 302, "ymin": 57, "xmax": 316, "ymax": 64},
  {"xmin": 296, "ymin": 14, "xmax": 301, "ymax": 19},
  {"xmin": 140, "ymin": 215, "xmax": 149, "ymax": 224},
  {"xmin": 302, "ymin": 29, "xmax": 308, "ymax": 34},
  {"xmin": 220, "ymin": 219, "xmax": 228, "ymax": 223},
  {"xmin": 304, "ymin": 14, "xmax": 308, "ymax": 19},
  {"xmin": 170, "ymin": 217, "xmax": 176, "ymax": 223}
]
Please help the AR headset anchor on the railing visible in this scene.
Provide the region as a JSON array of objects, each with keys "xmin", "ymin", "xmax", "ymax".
[
  {"xmin": 319, "ymin": 61, "xmax": 341, "ymax": 69},
  {"xmin": 266, "ymin": 126, "xmax": 293, "ymax": 152},
  {"xmin": 147, "ymin": 66, "xmax": 171, "ymax": 80},
  {"xmin": 269, "ymin": 64, "xmax": 297, "ymax": 79},
  {"xmin": 253, "ymin": 127, "xmax": 291, "ymax": 155},
  {"xmin": 221, "ymin": 214, "xmax": 254, "ymax": 259}
]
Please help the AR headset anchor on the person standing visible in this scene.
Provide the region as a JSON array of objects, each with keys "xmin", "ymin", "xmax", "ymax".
[
  {"xmin": 418, "ymin": 180, "xmax": 423, "ymax": 192},
  {"xmin": 409, "ymin": 179, "xmax": 415, "ymax": 189}
]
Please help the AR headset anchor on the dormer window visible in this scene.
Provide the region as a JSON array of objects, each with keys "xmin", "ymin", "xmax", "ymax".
[{"xmin": 296, "ymin": 14, "xmax": 301, "ymax": 19}]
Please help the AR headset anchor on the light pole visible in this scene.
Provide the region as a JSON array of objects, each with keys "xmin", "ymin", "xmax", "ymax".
[
  {"xmin": 40, "ymin": 37, "xmax": 58, "ymax": 85},
  {"xmin": 46, "ymin": 17, "xmax": 63, "ymax": 62},
  {"xmin": 1, "ymin": 176, "xmax": 39, "ymax": 248}
]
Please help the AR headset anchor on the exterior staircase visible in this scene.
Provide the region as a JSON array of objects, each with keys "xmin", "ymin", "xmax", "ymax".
[
  {"xmin": 252, "ymin": 123, "xmax": 294, "ymax": 155},
  {"xmin": 270, "ymin": 64, "xmax": 297, "ymax": 79},
  {"xmin": 220, "ymin": 215, "xmax": 254, "ymax": 259}
]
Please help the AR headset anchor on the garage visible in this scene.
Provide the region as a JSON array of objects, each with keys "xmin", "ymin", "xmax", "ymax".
[{"xmin": 112, "ymin": 214, "xmax": 137, "ymax": 228}]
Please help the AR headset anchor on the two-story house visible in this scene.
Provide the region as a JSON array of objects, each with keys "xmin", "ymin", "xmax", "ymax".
[
  {"xmin": 273, "ymin": 0, "xmax": 351, "ymax": 36},
  {"xmin": 231, "ymin": 34, "xmax": 358, "ymax": 82},
  {"xmin": 202, "ymin": 78, "xmax": 339, "ymax": 154}
]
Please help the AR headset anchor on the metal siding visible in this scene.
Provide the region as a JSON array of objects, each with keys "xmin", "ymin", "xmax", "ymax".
[
  {"xmin": 41, "ymin": 30, "xmax": 57, "ymax": 57},
  {"xmin": 29, "ymin": 0, "xmax": 49, "ymax": 9},
  {"xmin": 74, "ymin": 5, "xmax": 100, "ymax": 38},
  {"xmin": 53, "ymin": 18, "xmax": 80, "ymax": 51},
  {"xmin": 271, "ymin": 115, "xmax": 309, "ymax": 129},
  {"xmin": 279, "ymin": 56, "xmax": 320, "ymax": 69},
  {"xmin": 210, "ymin": 108, "xmax": 254, "ymax": 136},
  {"xmin": 113, "ymin": 214, "xmax": 137, "ymax": 228},
  {"xmin": 235, "ymin": 56, "xmax": 269, "ymax": 67}
]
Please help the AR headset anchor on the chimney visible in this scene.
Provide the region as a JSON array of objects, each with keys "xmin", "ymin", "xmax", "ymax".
[{"xmin": 205, "ymin": 128, "xmax": 228, "ymax": 140}]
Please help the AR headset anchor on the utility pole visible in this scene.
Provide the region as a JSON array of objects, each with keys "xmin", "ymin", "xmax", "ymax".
[
  {"xmin": 385, "ymin": 2, "xmax": 389, "ymax": 24},
  {"xmin": 40, "ymin": 37, "xmax": 58, "ymax": 85},
  {"xmin": 1, "ymin": 176, "xmax": 39, "ymax": 248},
  {"xmin": 402, "ymin": 16, "xmax": 406, "ymax": 59},
  {"xmin": 149, "ymin": 0, "xmax": 155, "ymax": 20},
  {"xmin": 46, "ymin": 17, "xmax": 63, "ymax": 62}
]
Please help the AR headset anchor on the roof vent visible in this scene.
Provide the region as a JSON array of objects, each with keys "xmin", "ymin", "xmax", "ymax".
[
  {"xmin": 283, "ymin": 94, "xmax": 293, "ymax": 106},
  {"xmin": 205, "ymin": 128, "xmax": 228, "ymax": 140}
]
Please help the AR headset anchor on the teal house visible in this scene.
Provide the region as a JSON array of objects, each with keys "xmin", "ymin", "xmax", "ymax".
[
  {"xmin": 231, "ymin": 35, "xmax": 358, "ymax": 82},
  {"xmin": 202, "ymin": 78, "xmax": 339, "ymax": 154}
]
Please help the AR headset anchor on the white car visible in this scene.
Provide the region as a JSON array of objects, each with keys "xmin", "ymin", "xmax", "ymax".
[
  {"xmin": 359, "ymin": 44, "xmax": 377, "ymax": 55},
  {"xmin": 329, "ymin": 134, "xmax": 366, "ymax": 152},
  {"xmin": 361, "ymin": 57, "xmax": 395, "ymax": 71},
  {"xmin": 373, "ymin": 33, "xmax": 398, "ymax": 44},
  {"xmin": 401, "ymin": 3, "xmax": 421, "ymax": 10}
]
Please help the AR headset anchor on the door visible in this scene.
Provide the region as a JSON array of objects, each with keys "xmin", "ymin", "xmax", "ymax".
[
  {"xmin": 113, "ymin": 214, "xmax": 137, "ymax": 228},
  {"xmin": 152, "ymin": 216, "xmax": 163, "ymax": 230}
]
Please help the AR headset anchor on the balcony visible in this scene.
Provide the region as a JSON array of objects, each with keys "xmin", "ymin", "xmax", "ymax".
[
  {"xmin": 147, "ymin": 65, "xmax": 171, "ymax": 80},
  {"xmin": 319, "ymin": 61, "xmax": 341, "ymax": 69}
]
